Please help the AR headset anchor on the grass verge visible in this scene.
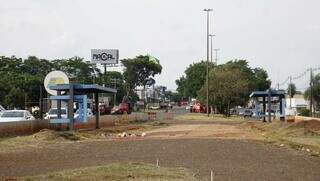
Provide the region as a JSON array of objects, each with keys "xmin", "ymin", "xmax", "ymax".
[
  {"xmin": 19, "ymin": 163, "xmax": 197, "ymax": 181},
  {"xmin": 175, "ymin": 113, "xmax": 245, "ymax": 123},
  {"xmin": 245, "ymin": 120, "xmax": 320, "ymax": 156},
  {"xmin": 0, "ymin": 121, "xmax": 168, "ymax": 153}
]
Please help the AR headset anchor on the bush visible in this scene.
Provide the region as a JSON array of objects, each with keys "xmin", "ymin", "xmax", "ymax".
[{"xmin": 299, "ymin": 108, "xmax": 310, "ymax": 116}]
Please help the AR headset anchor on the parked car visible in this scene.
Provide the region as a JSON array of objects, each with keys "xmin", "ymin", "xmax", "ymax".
[
  {"xmin": 111, "ymin": 102, "xmax": 132, "ymax": 114},
  {"xmin": 0, "ymin": 110, "xmax": 35, "ymax": 122},
  {"xmin": 243, "ymin": 109, "xmax": 253, "ymax": 117},
  {"xmin": 0, "ymin": 105, "xmax": 5, "ymax": 116},
  {"xmin": 45, "ymin": 108, "xmax": 68, "ymax": 119}
]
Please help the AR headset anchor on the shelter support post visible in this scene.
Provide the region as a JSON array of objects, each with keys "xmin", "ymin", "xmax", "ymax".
[
  {"xmin": 263, "ymin": 96, "xmax": 266, "ymax": 122},
  {"xmin": 68, "ymin": 84, "xmax": 74, "ymax": 131},
  {"xmin": 267, "ymin": 89, "xmax": 272, "ymax": 122},
  {"xmin": 94, "ymin": 92, "xmax": 100, "ymax": 129}
]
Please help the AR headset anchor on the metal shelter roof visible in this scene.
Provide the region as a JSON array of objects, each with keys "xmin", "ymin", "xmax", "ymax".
[
  {"xmin": 49, "ymin": 84, "xmax": 117, "ymax": 94},
  {"xmin": 249, "ymin": 90, "xmax": 285, "ymax": 98}
]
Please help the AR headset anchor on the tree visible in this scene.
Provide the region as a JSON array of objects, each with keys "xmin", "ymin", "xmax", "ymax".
[
  {"xmin": 198, "ymin": 67, "xmax": 249, "ymax": 116},
  {"xmin": 175, "ymin": 61, "xmax": 212, "ymax": 99},
  {"xmin": 287, "ymin": 83, "xmax": 297, "ymax": 98},
  {"xmin": 121, "ymin": 55, "xmax": 162, "ymax": 98},
  {"xmin": 52, "ymin": 57, "xmax": 97, "ymax": 84},
  {"xmin": 304, "ymin": 73, "xmax": 320, "ymax": 112}
]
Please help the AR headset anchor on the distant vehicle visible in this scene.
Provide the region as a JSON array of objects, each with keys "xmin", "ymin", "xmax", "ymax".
[
  {"xmin": 45, "ymin": 108, "xmax": 67, "ymax": 119},
  {"xmin": 0, "ymin": 110, "xmax": 35, "ymax": 122},
  {"xmin": 74, "ymin": 108, "xmax": 93, "ymax": 120},
  {"xmin": 185, "ymin": 105, "xmax": 191, "ymax": 110},
  {"xmin": 180, "ymin": 101, "xmax": 188, "ymax": 107},
  {"xmin": 0, "ymin": 105, "xmax": 5, "ymax": 116},
  {"xmin": 149, "ymin": 103, "xmax": 160, "ymax": 110},
  {"xmin": 0, "ymin": 105, "xmax": 5, "ymax": 112},
  {"xmin": 243, "ymin": 109, "xmax": 253, "ymax": 117},
  {"xmin": 112, "ymin": 102, "xmax": 132, "ymax": 114},
  {"xmin": 237, "ymin": 108, "xmax": 246, "ymax": 116},
  {"xmin": 99, "ymin": 104, "xmax": 111, "ymax": 115}
]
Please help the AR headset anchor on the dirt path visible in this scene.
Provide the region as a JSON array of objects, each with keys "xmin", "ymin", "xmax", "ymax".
[
  {"xmin": 146, "ymin": 122, "xmax": 259, "ymax": 139},
  {"xmin": 1, "ymin": 119, "xmax": 320, "ymax": 180}
]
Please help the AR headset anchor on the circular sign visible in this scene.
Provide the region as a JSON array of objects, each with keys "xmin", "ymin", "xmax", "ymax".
[{"xmin": 44, "ymin": 71, "xmax": 69, "ymax": 95}]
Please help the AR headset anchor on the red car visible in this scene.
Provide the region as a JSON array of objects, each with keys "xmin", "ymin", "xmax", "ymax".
[{"xmin": 112, "ymin": 102, "xmax": 132, "ymax": 114}]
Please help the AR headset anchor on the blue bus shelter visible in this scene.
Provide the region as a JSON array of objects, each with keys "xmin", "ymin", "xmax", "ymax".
[
  {"xmin": 250, "ymin": 89, "xmax": 286, "ymax": 122},
  {"xmin": 49, "ymin": 84, "xmax": 117, "ymax": 130}
]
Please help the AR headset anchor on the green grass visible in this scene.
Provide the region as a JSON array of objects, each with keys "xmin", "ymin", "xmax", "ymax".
[
  {"xmin": 249, "ymin": 121, "xmax": 320, "ymax": 155},
  {"xmin": 20, "ymin": 163, "xmax": 197, "ymax": 181},
  {"xmin": 175, "ymin": 113, "xmax": 245, "ymax": 123}
]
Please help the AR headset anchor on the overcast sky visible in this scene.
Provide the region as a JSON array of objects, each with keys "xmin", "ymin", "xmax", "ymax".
[{"xmin": 1, "ymin": 0, "xmax": 319, "ymax": 91}]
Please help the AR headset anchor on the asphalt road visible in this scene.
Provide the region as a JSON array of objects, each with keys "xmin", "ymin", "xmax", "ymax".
[{"xmin": 1, "ymin": 138, "xmax": 320, "ymax": 180}]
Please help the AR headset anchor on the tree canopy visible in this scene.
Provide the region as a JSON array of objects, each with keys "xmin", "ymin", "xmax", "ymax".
[
  {"xmin": 304, "ymin": 73, "xmax": 320, "ymax": 111},
  {"xmin": 287, "ymin": 83, "xmax": 297, "ymax": 98},
  {"xmin": 121, "ymin": 55, "xmax": 162, "ymax": 96},
  {"xmin": 0, "ymin": 55, "xmax": 119, "ymax": 109},
  {"xmin": 176, "ymin": 59, "xmax": 271, "ymax": 115}
]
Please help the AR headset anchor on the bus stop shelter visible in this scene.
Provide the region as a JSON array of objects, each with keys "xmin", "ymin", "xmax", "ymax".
[
  {"xmin": 49, "ymin": 84, "xmax": 117, "ymax": 130},
  {"xmin": 250, "ymin": 89, "xmax": 286, "ymax": 122}
]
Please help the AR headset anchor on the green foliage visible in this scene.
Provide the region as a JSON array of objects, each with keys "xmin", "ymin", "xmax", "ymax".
[
  {"xmin": 299, "ymin": 108, "xmax": 310, "ymax": 117},
  {"xmin": 52, "ymin": 57, "xmax": 98, "ymax": 84},
  {"xmin": 121, "ymin": 55, "xmax": 162, "ymax": 97},
  {"xmin": 175, "ymin": 61, "xmax": 211, "ymax": 99},
  {"xmin": 304, "ymin": 73, "xmax": 320, "ymax": 111},
  {"xmin": 287, "ymin": 83, "xmax": 297, "ymax": 98},
  {"xmin": 0, "ymin": 55, "xmax": 113, "ymax": 109},
  {"xmin": 198, "ymin": 67, "xmax": 249, "ymax": 115},
  {"xmin": 177, "ymin": 59, "xmax": 271, "ymax": 115}
]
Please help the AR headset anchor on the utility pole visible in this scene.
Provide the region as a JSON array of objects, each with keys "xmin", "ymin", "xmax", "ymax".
[
  {"xmin": 310, "ymin": 68, "xmax": 313, "ymax": 117},
  {"xmin": 204, "ymin": 8, "xmax": 213, "ymax": 117},
  {"xmin": 214, "ymin": 49, "xmax": 220, "ymax": 66},
  {"xmin": 289, "ymin": 76, "xmax": 292, "ymax": 108},
  {"xmin": 111, "ymin": 78, "xmax": 121, "ymax": 106},
  {"xmin": 103, "ymin": 64, "xmax": 107, "ymax": 86}
]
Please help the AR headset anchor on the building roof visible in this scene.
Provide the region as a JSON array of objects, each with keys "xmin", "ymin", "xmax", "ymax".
[
  {"xmin": 250, "ymin": 90, "xmax": 286, "ymax": 98},
  {"xmin": 49, "ymin": 84, "xmax": 117, "ymax": 94}
]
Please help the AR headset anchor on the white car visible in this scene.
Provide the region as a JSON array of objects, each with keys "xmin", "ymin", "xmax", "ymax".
[
  {"xmin": 0, "ymin": 110, "xmax": 35, "ymax": 122},
  {"xmin": 0, "ymin": 105, "xmax": 5, "ymax": 116},
  {"xmin": 45, "ymin": 108, "xmax": 68, "ymax": 120}
]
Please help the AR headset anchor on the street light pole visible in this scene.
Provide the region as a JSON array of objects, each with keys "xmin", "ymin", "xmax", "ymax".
[
  {"xmin": 204, "ymin": 8, "xmax": 213, "ymax": 117},
  {"xmin": 214, "ymin": 49, "xmax": 220, "ymax": 66},
  {"xmin": 209, "ymin": 34, "xmax": 215, "ymax": 63}
]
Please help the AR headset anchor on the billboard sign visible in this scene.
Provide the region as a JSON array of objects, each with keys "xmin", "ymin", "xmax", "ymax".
[
  {"xmin": 44, "ymin": 71, "xmax": 69, "ymax": 95},
  {"xmin": 91, "ymin": 49, "xmax": 119, "ymax": 64}
]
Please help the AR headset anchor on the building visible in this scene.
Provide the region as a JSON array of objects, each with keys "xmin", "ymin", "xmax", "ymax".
[{"xmin": 285, "ymin": 93, "xmax": 309, "ymax": 113}]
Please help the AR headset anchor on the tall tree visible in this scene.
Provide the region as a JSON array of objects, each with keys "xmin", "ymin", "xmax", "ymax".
[
  {"xmin": 304, "ymin": 73, "xmax": 320, "ymax": 112},
  {"xmin": 198, "ymin": 67, "xmax": 249, "ymax": 116},
  {"xmin": 121, "ymin": 55, "xmax": 162, "ymax": 98},
  {"xmin": 287, "ymin": 83, "xmax": 297, "ymax": 98},
  {"xmin": 175, "ymin": 61, "xmax": 211, "ymax": 99}
]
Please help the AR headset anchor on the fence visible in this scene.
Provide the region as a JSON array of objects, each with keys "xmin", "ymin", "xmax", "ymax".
[
  {"xmin": 0, "ymin": 110, "xmax": 181, "ymax": 137},
  {"xmin": 0, "ymin": 117, "xmax": 115, "ymax": 137}
]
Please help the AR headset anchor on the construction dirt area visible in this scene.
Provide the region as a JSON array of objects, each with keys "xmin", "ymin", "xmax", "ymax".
[{"xmin": 1, "ymin": 113, "xmax": 320, "ymax": 180}]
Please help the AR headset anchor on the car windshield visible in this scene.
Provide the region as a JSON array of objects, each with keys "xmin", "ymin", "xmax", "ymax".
[
  {"xmin": 49, "ymin": 109, "xmax": 67, "ymax": 114},
  {"xmin": 1, "ymin": 111, "xmax": 24, "ymax": 118}
]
